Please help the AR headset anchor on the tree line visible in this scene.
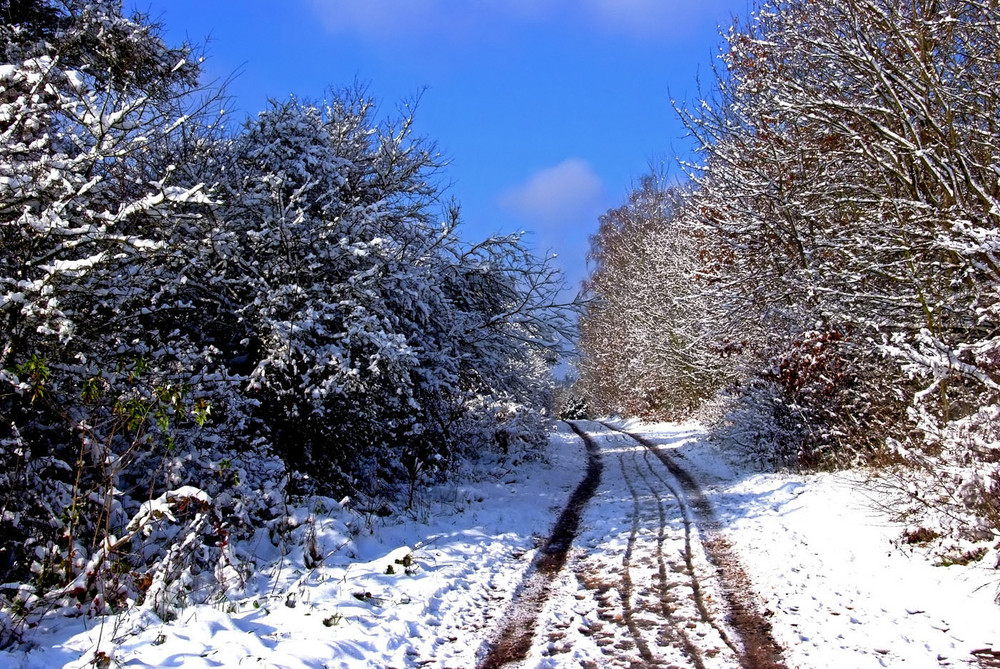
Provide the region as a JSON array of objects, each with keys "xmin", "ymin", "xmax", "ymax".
[
  {"xmin": 579, "ymin": 0, "xmax": 999, "ymax": 547},
  {"xmin": 0, "ymin": 0, "xmax": 574, "ymax": 635}
]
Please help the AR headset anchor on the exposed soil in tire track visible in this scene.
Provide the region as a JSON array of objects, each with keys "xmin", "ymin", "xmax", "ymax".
[
  {"xmin": 616, "ymin": 447, "xmax": 661, "ymax": 666},
  {"xmin": 476, "ymin": 421, "xmax": 603, "ymax": 669},
  {"xmin": 619, "ymin": 440, "xmax": 704, "ymax": 668},
  {"xmin": 599, "ymin": 421, "xmax": 786, "ymax": 669}
]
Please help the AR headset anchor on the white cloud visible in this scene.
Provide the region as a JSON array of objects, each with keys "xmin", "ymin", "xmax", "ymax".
[
  {"xmin": 309, "ymin": 0, "xmax": 739, "ymax": 42},
  {"xmin": 309, "ymin": 0, "xmax": 459, "ymax": 38},
  {"xmin": 499, "ymin": 158, "xmax": 605, "ymax": 229}
]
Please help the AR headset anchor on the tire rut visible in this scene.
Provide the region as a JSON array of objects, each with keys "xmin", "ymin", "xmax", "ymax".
[
  {"xmin": 619, "ymin": 440, "xmax": 705, "ymax": 669},
  {"xmin": 478, "ymin": 421, "xmax": 786, "ymax": 669},
  {"xmin": 616, "ymin": 448, "xmax": 659, "ymax": 666},
  {"xmin": 637, "ymin": 447, "xmax": 738, "ymax": 660},
  {"xmin": 476, "ymin": 422, "xmax": 603, "ymax": 669},
  {"xmin": 599, "ymin": 421, "xmax": 787, "ymax": 669},
  {"xmin": 628, "ymin": 446, "xmax": 710, "ymax": 668}
]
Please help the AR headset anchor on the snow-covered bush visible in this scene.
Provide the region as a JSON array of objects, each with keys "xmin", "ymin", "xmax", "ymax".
[
  {"xmin": 888, "ymin": 404, "xmax": 1000, "ymax": 544},
  {"xmin": 558, "ymin": 392, "xmax": 590, "ymax": 421},
  {"xmin": 0, "ymin": 0, "xmax": 286, "ymax": 641},
  {"xmin": 711, "ymin": 380, "xmax": 805, "ymax": 469},
  {"xmin": 209, "ymin": 92, "xmax": 573, "ymax": 503},
  {"xmin": 0, "ymin": 0, "xmax": 577, "ymax": 643}
]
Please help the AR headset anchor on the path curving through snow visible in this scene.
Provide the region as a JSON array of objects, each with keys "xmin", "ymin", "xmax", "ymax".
[
  {"xmin": 478, "ymin": 420, "xmax": 785, "ymax": 668},
  {"xmin": 7, "ymin": 419, "xmax": 999, "ymax": 668}
]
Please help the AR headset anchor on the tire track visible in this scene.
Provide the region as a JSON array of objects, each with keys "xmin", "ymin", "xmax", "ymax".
[
  {"xmin": 618, "ymin": 438, "xmax": 705, "ymax": 669},
  {"xmin": 476, "ymin": 422, "xmax": 603, "ymax": 669},
  {"xmin": 638, "ymin": 446, "xmax": 739, "ymax": 659},
  {"xmin": 599, "ymin": 421, "xmax": 786, "ymax": 669},
  {"xmin": 616, "ymin": 446, "xmax": 659, "ymax": 666},
  {"xmin": 478, "ymin": 421, "xmax": 786, "ymax": 668},
  {"xmin": 628, "ymin": 446, "xmax": 710, "ymax": 669}
]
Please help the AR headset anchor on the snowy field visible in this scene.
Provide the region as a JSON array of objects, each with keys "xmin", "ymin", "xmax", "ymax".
[{"xmin": 3, "ymin": 421, "xmax": 998, "ymax": 668}]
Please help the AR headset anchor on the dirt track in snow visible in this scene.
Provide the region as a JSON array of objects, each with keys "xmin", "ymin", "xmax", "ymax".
[
  {"xmin": 477, "ymin": 422, "xmax": 604, "ymax": 668},
  {"xmin": 478, "ymin": 420, "xmax": 786, "ymax": 669}
]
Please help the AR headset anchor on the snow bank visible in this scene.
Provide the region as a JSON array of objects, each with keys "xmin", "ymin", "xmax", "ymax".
[
  {"xmin": 634, "ymin": 419, "xmax": 1000, "ymax": 669},
  {"xmin": 2, "ymin": 425, "xmax": 585, "ymax": 668},
  {"xmin": 5, "ymin": 421, "xmax": 997, "ymax": 667}
]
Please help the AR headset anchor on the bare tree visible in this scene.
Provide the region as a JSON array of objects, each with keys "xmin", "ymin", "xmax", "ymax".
[
  {"xmin": 580, "ymin": 176, "xmax": 733, "ymax": 420},
  {"xmin": 674, "ymin": 0, "xmax": 1000, "ymax": 527}
]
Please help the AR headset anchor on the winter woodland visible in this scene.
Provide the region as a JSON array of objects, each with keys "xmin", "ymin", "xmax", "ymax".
[
  {"xmin": 0, "ymin": 0, "xmax": 575, "ymax": 642},
  {"xmin": 579, "ymin": 0, "xmax": 1000, "ymax": 566},
  {"xmin": 2, "ymin": 0, "xmax": 1000, "ymax": 653}
]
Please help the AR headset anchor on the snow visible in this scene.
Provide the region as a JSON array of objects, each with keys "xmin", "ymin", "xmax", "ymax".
[
  {"xmin": 719, "ymin": 470, "xmax": 997, "ymax": 668},
  {"xmin": 5, "ymin": 421, "xmax": 998, "ymax": 667},
  {"xmin": 628, "ymin": 419, "xmax": 1000, "ymax": 669}
]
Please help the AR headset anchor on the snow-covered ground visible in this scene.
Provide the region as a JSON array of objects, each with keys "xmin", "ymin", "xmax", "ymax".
[
  {"xmin": 4, "ymin": 420, "xmax": 998, "ymax": 668},
  {"xmin": 630, "ymin": 419, "xmax": 1000, "ymax": 669}
]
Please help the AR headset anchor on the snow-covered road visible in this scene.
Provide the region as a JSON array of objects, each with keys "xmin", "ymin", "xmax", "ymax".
[
  {"xmin": 480, "ymin": 420, "xmax": 780, "ymax": 668},
  {"xmin": 5, "ymin": 420, "xmax": 999, "ymax": 668}
]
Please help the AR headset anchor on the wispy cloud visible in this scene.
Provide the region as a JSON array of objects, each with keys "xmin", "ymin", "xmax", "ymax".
[
  {"xmin": 583, "ymin": 0, "xmax": 722, "ymax": 39},
  {"xmin": 308, "ymin": 0, "xmax": 476, "ymax": 40},
  {"xmin": 308, "ymin": 0, "xmax": 738, "ymax": 42},
  {"xmin": 499, "ymin": 158, "xmax": 605, "ymax": 229},
  {"xmin": 498, "ymin": 158, "xmax": 606, "ymax": 291}
]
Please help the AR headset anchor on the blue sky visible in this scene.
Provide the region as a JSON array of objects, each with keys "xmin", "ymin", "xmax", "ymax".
[{"xmin": 128, "ymin": 0, "xmax": 752, "ymax": 291}]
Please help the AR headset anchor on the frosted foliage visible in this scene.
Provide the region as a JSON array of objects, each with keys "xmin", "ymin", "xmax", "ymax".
[
  {"xmin": 579, "ymin": 176, "xmax": 735, "ymax": 420},
  {"xmin": 210, "ymin": 93, "xmax": 573, "ymax": 498},
  {"xmin": 0, "ymin": 1, "xmax": 577, "ymax": 644},
  {"xmin": 670, "ymin": 0, "xmax": 1000, "ymax": 525},
  {"xmin": 0, "ymin": 0, "xmax": 306, "ymax": 644},
  {"xmin": 581, "ymin": 0, "xmax": 1000, "ymax": 543}
]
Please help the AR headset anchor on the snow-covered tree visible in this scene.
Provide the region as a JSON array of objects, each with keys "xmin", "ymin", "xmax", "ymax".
[
  {"xmin": 0, "ymin": 0, "xmax": 283, "ymax": 632},
  {"xmin": 0, "ymin": 2, "xmax": 581, "ymax": 637},
  {"xmin": 579, "ymin": 176, "xmax": 733, "ymax": 420},
  {"xmin": 209, "ymin": 90, "xmax": 575, "ymax": 502},
  {"xmin": 674, "ymin": 0, "xmax": 1000, "ymax": 515}
]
